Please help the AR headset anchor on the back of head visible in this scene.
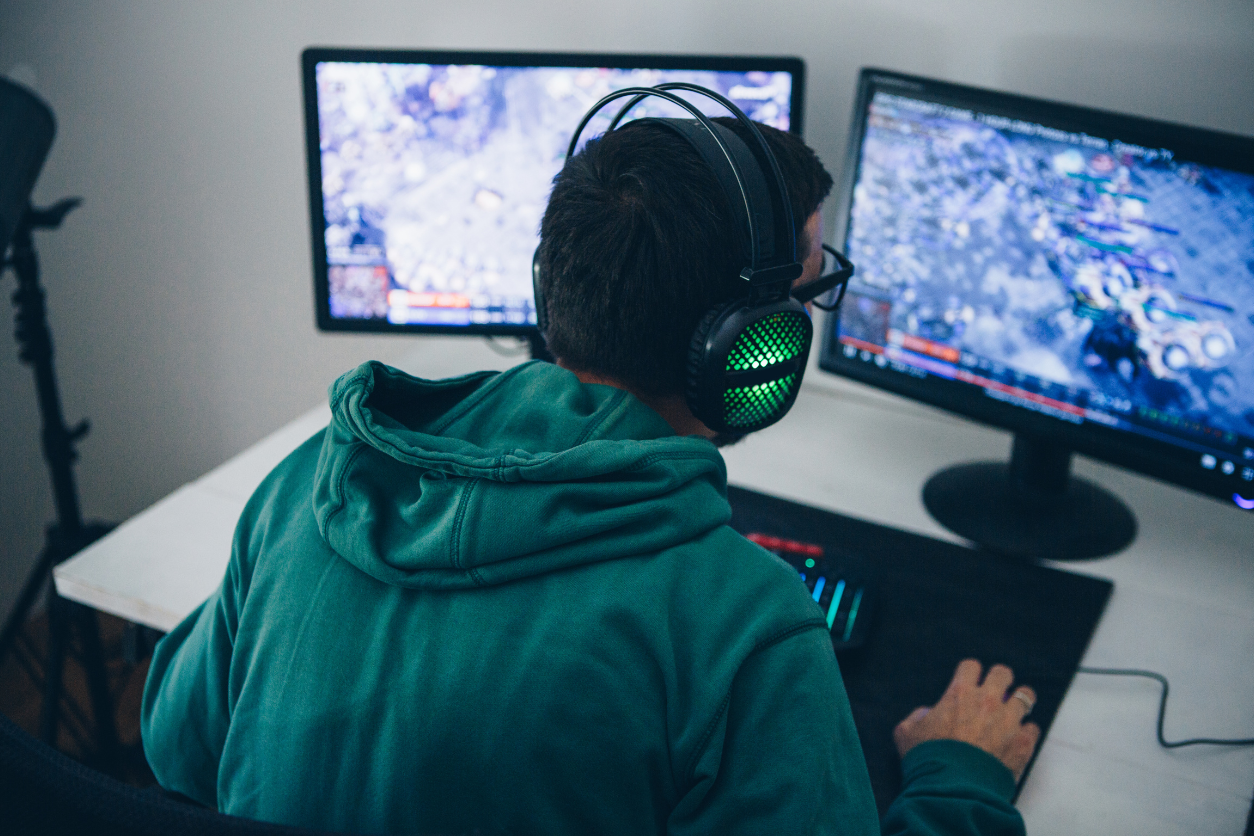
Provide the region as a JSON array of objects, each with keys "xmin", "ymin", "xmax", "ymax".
[
  {"xmin": 536, "ymin": 120, "xmax": 739, "ymax": 397},
  {"xmin": 536, "ymin": 118, "xmax": 832, "ymax": 398}
]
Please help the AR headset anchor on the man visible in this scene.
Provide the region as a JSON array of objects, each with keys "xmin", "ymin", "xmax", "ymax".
[{"xmin": 142, "ymin": 116, "xmax": 1038, "ymax": 835}]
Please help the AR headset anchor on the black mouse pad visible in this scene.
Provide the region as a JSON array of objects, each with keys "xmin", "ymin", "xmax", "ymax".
[{"xmin": 727, "ymin": 484, "xmax": 1113, "ymax": 817}]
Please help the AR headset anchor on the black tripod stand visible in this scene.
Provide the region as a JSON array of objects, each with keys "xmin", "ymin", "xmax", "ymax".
[{"xmin": 0, "ymin": 199, "xmax": 121, "ymax": 771}]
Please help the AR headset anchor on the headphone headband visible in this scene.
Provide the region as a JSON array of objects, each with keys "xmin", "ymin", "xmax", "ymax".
[
  {"xmin": 634, "ymin": 118, "xmax": 772, "ymax": 267},
  {"xmin": 564, "ymin": 84, "xmax": 795, "ymax": 273},
  {"xmin": 607, "ymin": 82, "xmax": 796, "ymax": 265}
]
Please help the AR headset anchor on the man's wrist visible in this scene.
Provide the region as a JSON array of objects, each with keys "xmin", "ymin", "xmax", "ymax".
[{"xmin": 900, "ymin": 739, "xmax": 1018, "ymax": 802}]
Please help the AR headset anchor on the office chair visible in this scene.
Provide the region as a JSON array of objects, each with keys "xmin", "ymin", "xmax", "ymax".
[{"xmin": 0, "ymin": 710, "xmax": 344, "ymax": 836}]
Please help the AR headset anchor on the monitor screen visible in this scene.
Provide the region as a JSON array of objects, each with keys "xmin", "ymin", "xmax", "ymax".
[
  {"xmin": 819, "ymin": 69, "xmax": 1254, "ymax": 509},
  {"xmin": 302, "ymin": 49, "xmax": 804, "ymax": 336}
]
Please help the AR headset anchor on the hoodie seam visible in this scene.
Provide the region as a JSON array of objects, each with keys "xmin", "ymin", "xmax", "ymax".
[
  {"xmin": 494, "ymin": 448, "xmax": 709, "ymax": 477},
  {"xmin": 574, "ymin": 388, "xmax": 632, "ymax": 445},
  {"xmin": 328, "ymin": 365, "xmax": 375, "ymax": 415},
  {"xmin": 685, "ymin": 690, "xmax": 732, "ymax": 787},
  {"xmin": 426, "ymin": 365, "xmax": 525, "ymax": 436},
  {"xmin": 274, "ymin": 552, "xmax": 339, "ymax": 699},
  {"xmin": 682, "ymin": 619, "xmax": 830, "ymax": 785},
  {"xmin": 618, "ymin": 450, "xmax": 720, "ymax": 475},
  {"xmin": 754, "ymin": 619, "xmax": 829, "ymax": 653},
  {"xmin": 366, "ymin": 446, "xmax": 713, "ymax": 483},
  {"xmin": 321, "ymin": 443, "xmax": 367, "ymax": 539},
  {"xmin": 450, "ymin": 477, "xmax": 480, "ymax": 581}
]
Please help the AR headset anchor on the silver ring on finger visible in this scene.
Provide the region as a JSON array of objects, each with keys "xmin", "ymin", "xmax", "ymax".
[{"xmin": 1011, "ymin": 688, "xmax": 1035, "ymax": 716}]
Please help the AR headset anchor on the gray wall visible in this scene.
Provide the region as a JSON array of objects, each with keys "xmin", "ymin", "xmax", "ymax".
[{"xmin": 1, "ymin": 0, "xmax": 1252, "ymax": 620}]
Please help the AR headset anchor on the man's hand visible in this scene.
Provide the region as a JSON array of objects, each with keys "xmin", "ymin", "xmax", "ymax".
[{"xmin": 893, "ymin": 659, "xmax": 1041, "ymax": 781}]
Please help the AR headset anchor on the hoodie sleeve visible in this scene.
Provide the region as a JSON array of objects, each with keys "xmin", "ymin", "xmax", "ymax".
[
  {"xmin": 140, "ymin": 516, "xmax": 252, "ymax": 808},
  {"xmin": 666, "ymin": 624, "xmax": 1026, "ymax": 836},
  {"xmin": 881, "ymin": 741, "xmax": 1025, "ymax": 836}
]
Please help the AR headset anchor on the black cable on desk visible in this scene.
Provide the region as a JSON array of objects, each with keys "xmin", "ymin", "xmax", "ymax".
[
  {"xmin": 484, "ymin": 336, "xmax": 531, "ymax": 357},
  {"xmin": 1078, "ymin": 666, "xmax": 1254, "ymax": 749}
]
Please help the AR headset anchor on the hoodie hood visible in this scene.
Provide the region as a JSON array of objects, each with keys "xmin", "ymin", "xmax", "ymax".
[{"xmin": 312, "ymin": 361, "xmax": 731, "ymax": 589}]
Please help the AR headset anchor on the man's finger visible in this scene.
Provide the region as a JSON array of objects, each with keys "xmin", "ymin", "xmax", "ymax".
[
  {"xmin": 1010, "ymin": 724, "xmax": 1040, "ymax": 756},
  {"xmin": 893, "ymin": 706, "xmax": 931, "ymax": 753},
  {"xmin": 893, "ymin": 706, "xmax": 930, "ymax": 737},
  {"xmin": 903, "ymin": 706, "xmax": 930, "ymax": 725},
  {"xmin": 1008, "ymin": 723, "xmax": 1042, "ymax": 780},
  {"xmin": 981, "ymin": 663, "xmax": 1014, "ymax": 694},
  {"xmin": 1008, "ymin": 686, "xmax": 1037, "ymax": 718},
  {"xmin": 948, "ymin": 658, "xmax": 983, "ymax": 693}
]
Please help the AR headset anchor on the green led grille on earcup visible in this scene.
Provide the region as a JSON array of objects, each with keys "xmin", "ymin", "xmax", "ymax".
[
  {"xmin": 722, "ymin": 372, "xmax": 802, "ymax": 428},
  {"xmin": 725, "ymin": 312, "xmax": 810, "ymax": 372},
  {"xmin": 687, "ymin": 299, "xmax": 812, "ymax": 435}
]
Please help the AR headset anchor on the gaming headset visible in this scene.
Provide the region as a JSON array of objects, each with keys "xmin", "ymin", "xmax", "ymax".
[{"xmin": 533, "ymin": 82, "xmax": 854, "ymax": 434}]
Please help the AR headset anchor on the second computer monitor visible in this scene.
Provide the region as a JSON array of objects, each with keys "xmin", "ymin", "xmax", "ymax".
[{"xmin": 819, "ymin": 69, "xmax": 1254, "ymax": 554}]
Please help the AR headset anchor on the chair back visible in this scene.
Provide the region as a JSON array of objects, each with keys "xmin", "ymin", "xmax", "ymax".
[{"xmin": 0, "ymin": 711, "xmax": 342, "ymax": 836}]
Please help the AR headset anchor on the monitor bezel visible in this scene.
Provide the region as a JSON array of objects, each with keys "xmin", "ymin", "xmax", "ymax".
[
  {"xmin": 818, "ymin": 68, "xmax": 1254, "ymax": 504},
  {"xmin": 301, "ymin": 47, "xmax": 807, "ymax": 337}
]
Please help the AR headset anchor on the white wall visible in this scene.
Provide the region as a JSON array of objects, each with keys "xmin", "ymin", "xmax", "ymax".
[{"xmin": 1, "ymin": 0, "xmax": 1251, "ymax": 620}]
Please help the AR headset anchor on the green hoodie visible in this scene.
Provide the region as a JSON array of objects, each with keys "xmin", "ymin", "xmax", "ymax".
[{"xmin": 142, "ymin": 360, "xmax": 1024, "ymax": 836}]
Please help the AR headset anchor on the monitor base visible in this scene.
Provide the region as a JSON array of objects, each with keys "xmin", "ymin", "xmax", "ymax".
[{"xmin": 922, "ymin": 436, "xmax": 1136, "ymax": 561}]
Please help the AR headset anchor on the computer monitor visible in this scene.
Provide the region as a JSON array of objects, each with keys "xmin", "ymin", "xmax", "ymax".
[
  {"xmin": 301, "ymin": 48, "xmax": 804, "ymax": 341},
  {"xmin": 819, "ymin": 69, "xmax": 1254, "ymax": 559}
]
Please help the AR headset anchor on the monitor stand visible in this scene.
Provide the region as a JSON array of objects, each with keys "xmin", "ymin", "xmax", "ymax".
[{"xmin": 922, "ymin": 434, "xmax": 1136, "ymax": 561}]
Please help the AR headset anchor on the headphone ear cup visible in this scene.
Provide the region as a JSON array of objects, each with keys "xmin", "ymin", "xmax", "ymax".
[
  {"xmin": 686, "ymin": 304, "xmax": 725, "ymax": 424},
  {"xmin": 531, "ymin": 247, "xmax": 548, "ymax": 335},
  {"xmin": 687, "ymin": 299, "xmax": 813, "ymax": 434}
]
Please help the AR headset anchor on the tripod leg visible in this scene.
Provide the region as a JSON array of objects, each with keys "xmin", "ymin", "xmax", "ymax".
[
  {"xmin": 0, "ymin": 546, "xmax": 56, "ymax": 666},
  {"xmin": 39, "ymin": 587, "xmax": 69, "ymax": 745},
  {"xmin": 73, "ymin": 602, "xmax": 120, "ymax": 770}
]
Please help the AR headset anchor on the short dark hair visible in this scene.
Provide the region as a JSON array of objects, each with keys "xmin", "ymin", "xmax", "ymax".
[{"xmin": 536, "ymin": 119, "xmax": 831, "ymax": 396}]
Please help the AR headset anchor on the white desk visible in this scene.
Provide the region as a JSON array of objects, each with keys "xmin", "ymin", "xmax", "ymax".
[{"xmin": 55, "ymin": 340, "xmax": 1254, "ymax": 835}]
